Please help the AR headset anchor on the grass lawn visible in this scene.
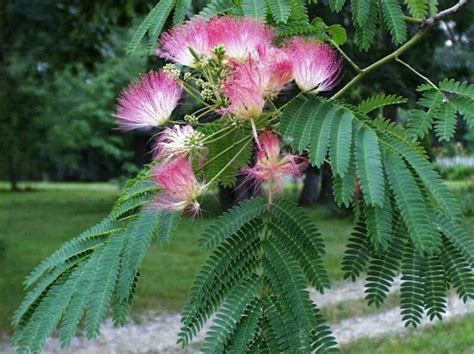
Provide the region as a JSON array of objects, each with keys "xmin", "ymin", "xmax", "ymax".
[
  {"xmin": 1, "ymin": 181, "xmax": 473, "ymax": 353},
  {"xmin": 0, "ymin": 182, "xmax": 354, "ymax": 334},
  {"xmin": 345, "ymin": 314, "xmax": 474, "ymax": 354}
]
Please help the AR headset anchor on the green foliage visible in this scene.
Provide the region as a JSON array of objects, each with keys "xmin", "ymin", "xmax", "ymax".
[
  {"xmin": 242, "ymin": 0, "xmax": 267, "ymax": 19},
  {"xmin": 408, "ymin": 80, "xmax": 474, "ymax": 141},
  {"xmin": 355, "ymin": 127, "xmax": 385, "ymax": 207},
  {"xmin": 282, "ymin": 96, "xmax": 471, "ymax": 326},
  {"xmin": 12, "ymin": 1, "xmax": 474, "ymax": 352},
  {"xmin": 174, "ymin": 0, "xmax": 192, "ymax": 25},
  {"xmin": 342, "ymin": 205, "xmax": 473, "ymax": 327},
  {"xmin": 198, "ymin": 0, "xmax": 237, "ymax": 19},
  {"xmin": 267, "ymin": 0, "xmax": 292, "ymax": 23},
  {"xmin": 198, "ymin": 197, "xmax": 267, "ymax": 250},
  {"xmin": 354, "ymin": 0, "xmax": 378, "ymax": 51},
  {"xmin": 342, "ymin": 219, "xmax": 370, "ymax": 281},
  {"xmin": 12, "ymin": 169, "xmax": 180, "ymax": 353},
  {"xmin": 280, "ymin": 95, "xmax": 461, "ymax": 230},
  {"xmin": 128, "ymin": 0, "xmax": 175, "ymax": 54},
  {"xmin": 202, "ymin": 122, "xmax": 253, "ymax": 188},
  {"xmin": 384, "ymin": 151, "xmax": 439, "ymax": 254},
  {"xmin": 379, "ymin": 0, "xmax": 407, "ymax": 44},
  {"xmin": 405, "ymin": 0, "xmax": 428, "ymax": 19},
  {"xmin": 178, "ymin": 199, "xmax": 337, "ymax": 352},
  {"xmin": 330, "ymin": 0, "xmax": 348, "ymax": 12},
  {"xmin": 352, "ymin": 0, "xmax": 371, "ymax": 26},
  {"xmin": 330, "ymin": 0, "xmax": 413, "ymax": 49},
  {"xmin": 357, "ymin": 94, "xmax": 407, "ymax": 114}
]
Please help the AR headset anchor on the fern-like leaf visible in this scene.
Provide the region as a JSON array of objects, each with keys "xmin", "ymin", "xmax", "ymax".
[
  {"xmin": 434, "ymin": 101, "xmax": 457, "ymax": 141},
  {"xmin": 379, "ymin": 0, "xmax": 407, "ymax": 44},
  {"xmin": 364, "ymin": 192, "xmax": 393, "ymax": 252},
  {"xmin": 343, "ymin": 219, "xmax": 371, "ymax": 281},
  {"xmin": 242, "ymin": 0, "xmax": 267, "ymax": 19},
  {"xmin": 267, "ymin": 0, "xmax": 291, "ymax": 23},
  {"xmin": 440, "ymin": 237, "xmax": 474, "ymax": 303},
  {"xmin": 146, "ymin": 0, "xmax": 176, "ymax": 53},
  {"xmin": 423, "ymin": 255, "xmax": 447, "ymax": 320},
  {"xmin": 400, "ymin": 243, "xmax": 426, "ymax": 327},
  {"xmin": 405, "ymin": 0, "xmax": 428, "ymax": 19},
  {"xmin": 365, "ymin": 219, "xmax": 406, "ymax": 306},
  {"xmin": 198, "ymin": 0, "xmax": 235, "ymax": 19},
  {"xmin": 329, "ymin": 110, "xmax": 353, "ymax": 177},
  {"xmin": 116, "ymin": 208, "xmax": 162, "ymax": 302},
  {"xmin": 352, "ymin": 0, "xmax": 371, "ymax": 26},
  {"xmin": 384, "ymin": 151, "xmax": 439, "ymax": 254},
  {"xmin": 201, "ymin": 276, "xmax": 262, "ymax": 353},
  {"xmin": 173, "ymin": 0, "xmax": 192, "ymax": 25},
  {"xmin": 354, "ymin": 0, "xmax": 378, "ymax": 51},
  {"xmin": 84, "ymin": 233, "xmax": 125, "ymax": 338},
  {"xmin": 330, "ymin": 0, "xmax": 348, "ymax": 12},
  {"xmin": 23, "ymin": 217, "xmax": 120, "ymax": 288},
  {"xmin": 357, "ymin": 94, "xmax": 407, "ymax": 114},
  {"xmin": 198, "ymin": 197, "xmax": 267, "ymax": 250},
  {"xmin": 355, "ymin": 127, "xmax": 385, "ymax": 207}
]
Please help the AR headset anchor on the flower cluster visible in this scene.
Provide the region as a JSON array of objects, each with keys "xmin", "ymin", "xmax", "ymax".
[
  {"xmin": 114, "ymin": 16, "xmax": 343, "ymax": 213},
  {"xmin": 245, "ymin": 130, "xmax": 308, "ymax": 200}
]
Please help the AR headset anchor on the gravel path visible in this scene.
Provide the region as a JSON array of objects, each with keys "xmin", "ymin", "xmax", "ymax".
[{"xmin": 2, "ymin": 279, "xmax": 471, "ymax": 353}]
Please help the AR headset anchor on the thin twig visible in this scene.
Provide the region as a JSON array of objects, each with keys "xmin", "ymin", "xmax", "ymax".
[
  {"xmin": 329, "ymin": 0, "xmax": 470, "ymax": 100},
  {"xmin": 395, "ymin": 57, "xmax": 438, "ymax": 89},
  {"xmin": 331, "ymin": 40, "xmax": 362, "ymax": 73},
  {"xmin": 421, "ymin": 0, "xmax": 470, "ymax": 28}
]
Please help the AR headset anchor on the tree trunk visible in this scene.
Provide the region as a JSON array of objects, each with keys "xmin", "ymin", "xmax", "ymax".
[
  {"xmin": 318, "ymin": 164, "xmax": 334, "ymax": 205},
  {"xmin": 218, "ymin": 175, "xmax": 259, "ymax": 211},
  {"xmin": 298, "ymin": 165, "xmax": 322, "ymax": 207},
  {"xmin": 8, "ymin": 155, "xmax": 19, "ymax": 191}
]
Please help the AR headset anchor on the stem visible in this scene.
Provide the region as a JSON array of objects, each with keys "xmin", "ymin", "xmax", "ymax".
[
  {"xmin": 199, "ymin": 135, "xmax": 251, "ymax": 171},
  {"xmin": 182, "ymin": 82, "xmax": 212, "ymax": 107},
  {"xmin": 331, "ymin": 40, "xmax": 362, "ymax": 73},
  {"xmin": 202, "ymin": 126, "xmax": 237, "ymax": 144},
  {"xmin": 404, "ymin": 16, "xmax": 423, "ymax": 25},
  {"xmin": 204, "ymin": 139, "xmax": 252, "ymax": 187},
  {"xmin": 330, "ymin": 0, "xmax": 470, "ymax": 100},
  {"xmin": 278, "ymin": 91, "xmax": 304, "ymax": 111},
  {"xmin": 330, "ymin": 28, "xmax": 429, "ymax": 100},
  {"xmin": 250, "ymin": 119, "xmax": 262, "ymax": 149},
  {"xmin": 421, "ymin": 0, "xmax": 470, "ymax": 28},
  {"xmin": 395, "ymin": 57, "xmax": 438, "ymax": 89}
]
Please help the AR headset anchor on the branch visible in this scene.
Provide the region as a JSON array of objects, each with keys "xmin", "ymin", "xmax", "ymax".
[
  {"xmin": 330, "ymin": 0, "xmax": 470, "ymax": 100},
  {"xmin": 331, "ymin": 40, "xmax": 362, "ymax": 73},
  {"xmin": 331, "ymin": 29, "xmax": 428, "ymax": 100},
  {"xmin": 421, "ymin": 0, "xmax": 470, "ymax": 28}
]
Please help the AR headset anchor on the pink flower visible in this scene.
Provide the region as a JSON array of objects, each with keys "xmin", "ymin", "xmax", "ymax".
[
  {"xmin": 159, "ymin": 19, "xmax": 211, "ymax": 67},
  {"xmin": 255, "ymin": 45, "xmax": 293, "ymax": 97},
  {"xmin": 244, "ymin": 130, "xmax": 308, "ymax": 195},
  {"xmin": 154, "ymin": 124, "xmax": 206, "ymax": 162},
  {"xmin": 220, "ymin": 46, "xmax": 292, "ymax": 119},
  {"xmin": 284, "ymin": 38, "xmax": 342, "ymax": 92},
  {"xmin": 222, "ymin": 59, "xmax": 266, "ymax": 119},
  {"xmin": 207, "ymin": 16, "xmax": 274, "ymax": 60},
  {"xmin": 115, "ymin": 71, "xmax": 182, "ymax": 130},
  {"xmin": 153, "ymin": 156, "xmax": 204, "ymax": 213}
]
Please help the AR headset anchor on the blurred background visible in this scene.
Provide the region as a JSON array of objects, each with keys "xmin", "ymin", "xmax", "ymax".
[{"xmin": 1, "ymin": 0, "xmax": 473, "ymax": 352}]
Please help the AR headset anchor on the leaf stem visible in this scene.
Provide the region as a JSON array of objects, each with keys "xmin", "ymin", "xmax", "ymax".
[
  {"xmin": 199, "ymin": 135, "xmax": 251, "ymax": 171},
  {"xmin": 331, "ymin": 40, "xmax": 362, "ymax": 73},
  {"xmin": 330, "ymin": 0, "xmax": 470, "ymax": 100},
  {"xmin": 330, "ymin": 28, "xmax": 430, "ymax": 100},
  {"xmin": 204, "ymin": 139, "xmax": 252, "ymax": 187},
  {"xmin": 395, "ymin": 57, "xmax": 438, "ymax": 89}
]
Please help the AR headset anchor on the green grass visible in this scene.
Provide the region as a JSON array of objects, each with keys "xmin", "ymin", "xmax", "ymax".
[
  {"xmin": 345, "ymin": 314, "xmax": 474, "ymax": 354},
  {"xmin": 0, "ymin": 183, "xmax": 354, "ymax": 333},
  {"xmin": 1, "ymin": 180, "xmax": 473, "ymax": 354}
]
